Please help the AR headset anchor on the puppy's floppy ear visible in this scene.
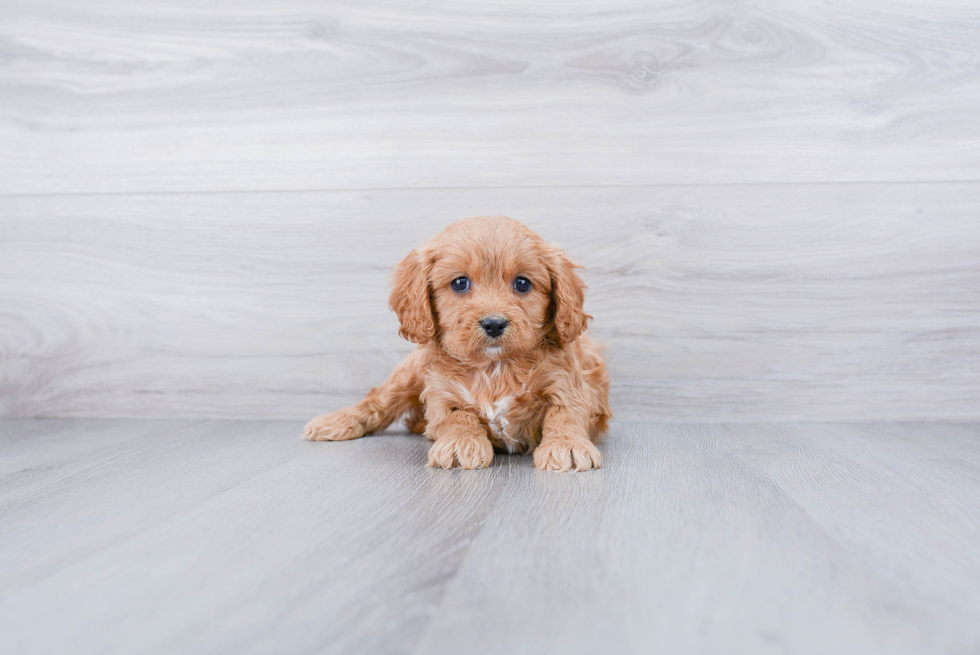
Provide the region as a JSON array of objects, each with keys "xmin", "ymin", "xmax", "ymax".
[
  {"xmin": 389, "ymin": 248, "xmax": 435, "ymax": 344},
  {"xmin": 546, "ymin": 244, "xmax": 590, "ymax": 346}
]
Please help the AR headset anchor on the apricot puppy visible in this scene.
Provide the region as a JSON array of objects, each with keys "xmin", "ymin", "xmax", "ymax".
[{"xmin": 303, "ymin": 216, "xmax": 611, "ymax": 472}]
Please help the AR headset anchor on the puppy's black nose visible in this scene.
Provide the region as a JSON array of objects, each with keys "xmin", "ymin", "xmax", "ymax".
[{"xmin": 480, "ymin": 317, "xmax": 508, "ymax": 339}]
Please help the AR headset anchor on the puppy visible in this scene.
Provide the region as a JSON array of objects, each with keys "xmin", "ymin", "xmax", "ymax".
[{"xmin": 303, "ymin": 216, "xmax": 611, "ymax": 472}]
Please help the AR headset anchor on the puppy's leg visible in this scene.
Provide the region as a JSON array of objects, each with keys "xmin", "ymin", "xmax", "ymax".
[
  {"xmin": 533, "ymin": 405, "xmax": 601, "ymax": 472},
  {"xmin": 303, "ymin": 350, "xmax": 423, "ymax": 441},
  {"xmin": 404, "ymin": 401, "xmax": 427, "ymax": 434},
  {"xmin": 426, "ymin": 409, "xmax": 494, "ymax": 470}
]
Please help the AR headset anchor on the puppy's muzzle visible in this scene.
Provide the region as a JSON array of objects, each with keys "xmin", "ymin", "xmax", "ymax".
[{"xmin": 480, "ymin": 317, "xmax": 508, "ymax": 339}]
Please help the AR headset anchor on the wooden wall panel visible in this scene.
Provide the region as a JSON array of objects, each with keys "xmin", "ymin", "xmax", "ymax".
[
  {"xmin": 2, "ymin": 1, "xmax": 977, "ymax": 419},
  {"xmin": 2, "ymin": 0, "xmax": 979, "ymax": 194},
  {"xmin": 2, "ymin": 183, "xmax": 977, "ymax": 420}
]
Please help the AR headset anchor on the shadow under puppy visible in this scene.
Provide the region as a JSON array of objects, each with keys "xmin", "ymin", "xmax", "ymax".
[{"xmin": 304, "ymin": 216, "xmax": 611, "ymax": 472}]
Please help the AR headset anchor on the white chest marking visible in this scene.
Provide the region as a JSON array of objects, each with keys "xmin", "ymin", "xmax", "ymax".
[
  {"xmin": 454, "ymin": 382, "xmax": 475, "ymax": 405},
  {"xmin": 453, "ymin": 380, "xmax": 522, "ymax": 453},
  {"xmin": 484, "ymin": 396, "xmax": 515, "ymax": 450}
]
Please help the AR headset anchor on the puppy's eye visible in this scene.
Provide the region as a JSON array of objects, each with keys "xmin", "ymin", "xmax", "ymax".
[
  {"xmin": 513, "ymin": 277, "xmax": 532, "ymax": 294},
  {"xmin": 451, "ymin": 276, "xmax": 470, "ymax": 293}
]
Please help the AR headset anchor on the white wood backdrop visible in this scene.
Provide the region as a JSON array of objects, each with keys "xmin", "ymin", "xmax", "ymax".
[{"xmin": 1, "ymin": 0, "xmax": 978, "ymax": 420}]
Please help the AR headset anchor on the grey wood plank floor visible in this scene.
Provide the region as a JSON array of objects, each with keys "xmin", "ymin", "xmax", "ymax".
[{"xmin": 1, "ymin": 420, "xmax": 978, "ymax": 654}]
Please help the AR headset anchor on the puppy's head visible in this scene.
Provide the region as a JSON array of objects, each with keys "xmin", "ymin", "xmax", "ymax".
[{"xmin": 390, "ymin": 216, "xmax": 589, "ymax": 362}]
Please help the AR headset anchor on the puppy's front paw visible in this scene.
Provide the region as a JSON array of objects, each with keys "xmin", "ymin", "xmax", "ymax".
[
  {"xmin": 533, "ymin": 438, "xmax": 601, "ymax": 472},
  {"xmin": 303, "ymin": 410, "xmax": 365, "ymax": 441},
  {"xmin": 427, "ymin": 435, "xmax": 494, "ymax": 470}
]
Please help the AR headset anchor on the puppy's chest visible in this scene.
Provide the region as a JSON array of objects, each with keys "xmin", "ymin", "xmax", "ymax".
[{"xmin": 451, "ymin": 365, "xmax": 542, "ymax": 452}]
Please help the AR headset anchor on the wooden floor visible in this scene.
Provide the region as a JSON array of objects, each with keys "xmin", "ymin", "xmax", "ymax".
[{"xmin": 2, "ymin": 420, "xmax": 978, "ymax": 654}]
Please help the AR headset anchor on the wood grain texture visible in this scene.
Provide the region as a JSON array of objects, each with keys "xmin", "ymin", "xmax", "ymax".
[
  {"xmin": 2, "ymin": 0, "xmax": 980, "ymax": 193},
  {"xmin": 2, "ymin": 183, "xmax": 978, "ymax": 420},
  {"xmin": 1, "ymin": 420, "xmax": 978, "ymax": 654},
  {"xmin": 416, "ymin": 422, "xmax": 980, "ymax": 654}
]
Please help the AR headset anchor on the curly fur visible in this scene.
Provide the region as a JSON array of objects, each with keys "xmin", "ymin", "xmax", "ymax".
[{"xmin": 303, "ymin": 216, "xmax": 611, "ymax": 472}]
